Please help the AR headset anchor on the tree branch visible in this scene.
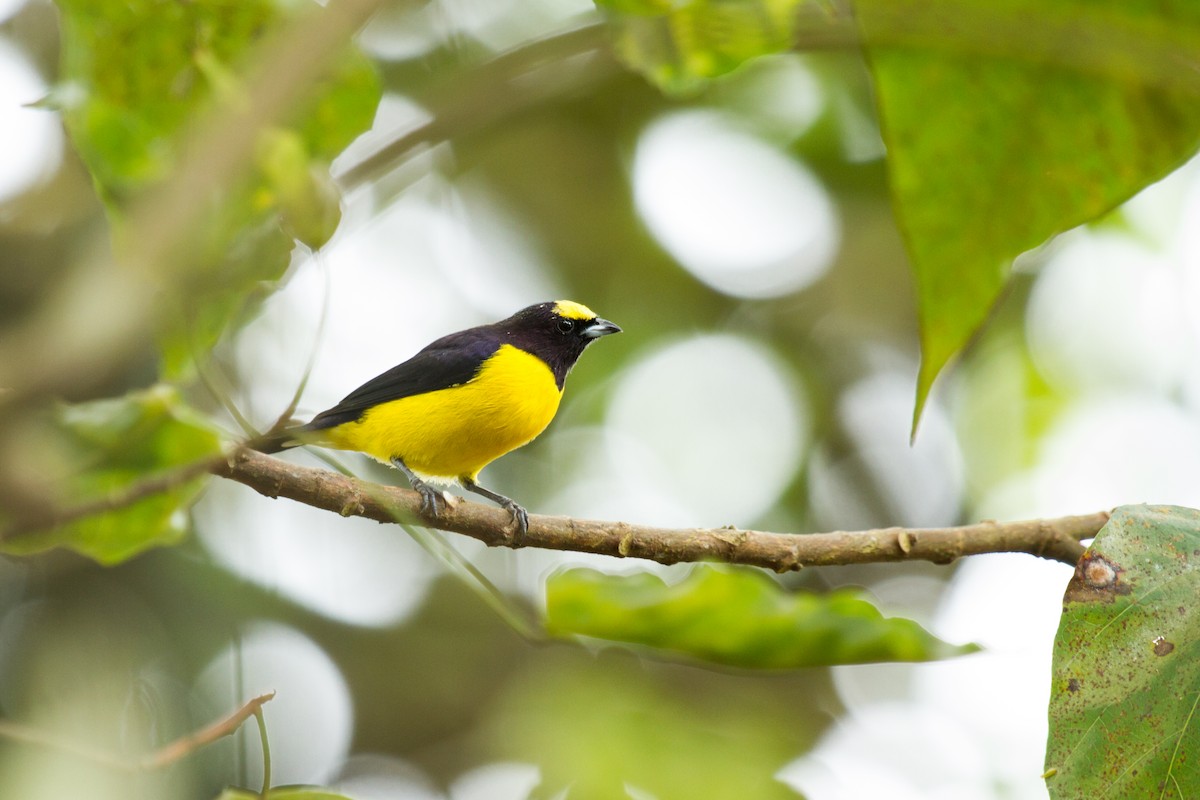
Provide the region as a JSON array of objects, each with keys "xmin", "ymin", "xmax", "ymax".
[{"xmin": 214, "ymin": 449, "xmax": 1100, "ymax": 568}]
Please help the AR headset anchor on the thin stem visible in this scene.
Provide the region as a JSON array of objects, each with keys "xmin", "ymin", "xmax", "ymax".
[
  {"xmin": 274, "ymin": 250, "xmax": 333, "ymax": 433},
  {"xmin": 255, "ymin": 707, "xmax": 272, "ymax": 799},
  {"xmin": 409, "ymin": 523, "xmax": 544, "ymax": 640},
  {"xmin": 0, "ymin": 692, "xmax": 276, "ymax": 773},
  {"xmin": 273, "ymin": 450, "xmax": 543, "ymax": 639},
  {"xmin": 0, "ymin": 719, "xmax": 129, "ymax": 771},
  {"xmin": 195, "ymin": 355, "xmax": 258, "ymax": 439},
  {"xmin": 140, "ymin": 692, "xmax": 276, "ymax": 771}
]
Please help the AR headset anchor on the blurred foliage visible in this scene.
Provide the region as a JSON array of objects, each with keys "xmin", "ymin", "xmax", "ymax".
[
  {"xmin": 0, "ymin": 385, "xmax": 220, "ymax": 564},
  {"xmin": 55, "ymin": 0, "xmax": 380, "ymax": 378},
  {"xmin": 486, "ymin": 647, "xmax": 816, "ymax": 799},
  {"xmin": 547, "ymin": 565, "xmax": 977, "ymax": 667},
  {"xmin": 1045, "ymin": 505, "xmax": 1200, "ymax": 799},
  {"xmin": 596, "ymin": 0, "xmax": 806, "ymax": 94}
]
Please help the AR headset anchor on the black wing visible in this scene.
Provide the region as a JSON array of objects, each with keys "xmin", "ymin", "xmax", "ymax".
[{"xmin": 303, "ymin": 327, "xmax": 501, "ymax": 431}]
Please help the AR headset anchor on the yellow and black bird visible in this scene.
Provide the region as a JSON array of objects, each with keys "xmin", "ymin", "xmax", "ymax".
[{"xmin": 258, "ymin": 300, "xmax": 620, "ymax": 539}]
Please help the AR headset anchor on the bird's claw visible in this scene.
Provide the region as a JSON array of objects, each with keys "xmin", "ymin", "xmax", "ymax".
[
  {"xmin": 415, "ymin": 482, "xmax": 445, "ymax": 518},
  {"xmin": 392, "ymin": 458, "xmax": 445, "ymax": 522},
  {"xmin": 502, "ymin": 500, "xmax": 529, "ymax": 547}
]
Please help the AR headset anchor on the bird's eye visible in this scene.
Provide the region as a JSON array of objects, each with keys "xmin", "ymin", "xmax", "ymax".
[{"xmin": 557, "ymin": 318, "xmax": 575, "ymax": 334}]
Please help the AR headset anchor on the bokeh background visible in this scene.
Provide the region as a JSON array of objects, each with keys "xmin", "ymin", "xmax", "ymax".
[{"xmin": 3, "ymin": 0, "xmax": 1200, "ymax": 798}]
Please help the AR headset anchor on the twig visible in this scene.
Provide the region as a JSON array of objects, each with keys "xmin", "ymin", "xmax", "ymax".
[
  {"xmin": 139, "ymin": 692, "xmax": 276, "ymax": 772},
  {"xmin": 304, "ymin": 450, "xmax": 544, "ymax": 639},
  {"xmin": 335, "ymin": 23, "xmax": 619, "ymax": 191},
  {"xmin": 214, "ymin": 449, "xmax": 1099, "ymax": 568},
  {"xmin": 0, "ymin": 452, "xmax": 236, "ymax": 543},
  {"xmin": 0, "ymin": 692, "xmax": 276, "ymax": 772}
]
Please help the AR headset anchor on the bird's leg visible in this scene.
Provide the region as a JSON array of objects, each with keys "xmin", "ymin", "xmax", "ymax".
[
  {"xmin": 390, "ymin": 457, "xmax": 445, "ymax": 519},
  {"xmin": 460, "ymin": 477, "xmax": 529, "ymax": 545}
]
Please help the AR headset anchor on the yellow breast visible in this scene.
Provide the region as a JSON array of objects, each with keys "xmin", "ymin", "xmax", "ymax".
[{"xmin": 324, "ymin": 344, "xmax": 562, "ymax": 481}]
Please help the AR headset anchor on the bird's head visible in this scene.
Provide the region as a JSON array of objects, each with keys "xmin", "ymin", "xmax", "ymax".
[
  {"xmin": 547, "ymin": 300, "xmax": 622, "ymax": 340},
  {"xmin": 502, "ymin": 300, "xmax": 621, "ymax": 387}
]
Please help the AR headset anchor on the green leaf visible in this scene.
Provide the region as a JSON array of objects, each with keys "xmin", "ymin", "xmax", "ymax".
[
  {"xmin": 854, "ymin": 0, "xmax": 1200, "ymax": 423},
  {"xmin": 217, "ymin": 788, "xmax": 353, "ymax": 800},
  {"xmin": 1, "ymin": 386, "xmax": 222, "ymax": 564},
  {"xmin": 257, "ymin": 127, "xmax": 343, "ymax": 248},
  {"xmin": 546, "ymin": 565, "xmax": 977, "ymax": 668},
  {"xmin": 55, "ymin": 0, "xmax": 380, "ymax": 377},
  {"xmin": 596, "ymin": 0, "xmax": 806, "ymax": 94},
  {"xmin": 1045, "ymin": 504, "xmax": 1200, "ymax": 799}
]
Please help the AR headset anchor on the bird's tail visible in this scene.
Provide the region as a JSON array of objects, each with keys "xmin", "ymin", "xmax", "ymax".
[{"xmin": 247, "ymin": 424, "xmax": 309, "ymax": 454}]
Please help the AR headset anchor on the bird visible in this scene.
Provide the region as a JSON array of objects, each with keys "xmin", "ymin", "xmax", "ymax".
[{"xmin": 256, "ymin": 300, "xmax": 621, "ymax": 542}]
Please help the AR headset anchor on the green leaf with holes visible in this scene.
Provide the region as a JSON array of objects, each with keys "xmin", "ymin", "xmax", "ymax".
[
  {"xmin": 546, "ymin": 565, "xmax": 977, "ymax": 668},
  {"xmin": 1, "ymin": 386, "xmax": 221, "ymax": 564},
  {"xmin": 854, "ymin": 0, "xmax": 1200, "ymax": 423},
  {"xmin": 1045, "ymin": 504, "xmax": 1200, "ymax": 799}
]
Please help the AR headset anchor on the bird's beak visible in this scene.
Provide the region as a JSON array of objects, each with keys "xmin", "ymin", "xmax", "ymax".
[{"xmin": 582, "ymin": 318, "xmax": 622, "ymax": 339}]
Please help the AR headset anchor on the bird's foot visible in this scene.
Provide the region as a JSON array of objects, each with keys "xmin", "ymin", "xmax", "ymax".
[
  {"xmin": 391, "ymin": 457, "xmax": 445, "ymax": 521},
  {"xmin": 460, "ymin": 476, "xmax": 528, "ymax": 546},
  {"xmin": 414, "ymin": 480, "xmax": 446, "ymax": 519},
  {"xmin": 499, "ymin": 499, "xmax": 529, "ymax": 547}
]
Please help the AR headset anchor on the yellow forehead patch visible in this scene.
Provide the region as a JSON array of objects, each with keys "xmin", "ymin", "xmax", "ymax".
[{"xmin": 553, "ymin": 300, "xmax": 597, "ymax": 320}]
